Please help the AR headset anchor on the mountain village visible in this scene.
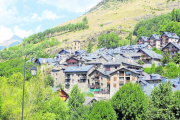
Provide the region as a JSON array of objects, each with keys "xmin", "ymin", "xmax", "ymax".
[{"xmin": 34, "ymin": 31, "xmax": 180, "ymax": 100}]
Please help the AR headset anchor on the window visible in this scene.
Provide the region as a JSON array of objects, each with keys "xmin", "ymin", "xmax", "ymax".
[
  {"xmin": 56, "ymin": 78, "xmax": 57, "ymax": 80},
  {"xmin": 101, "ymin": 83, "xmax": 103, "ymax": 86},
  {"xmin": 72, "ymin": 74, "xmax": 74, "ymax": 77},
  {"xmin": 78, "ymin": 80, "xmax": 79, "ymax": 83},
  {"xmin": 115, "ymin": 66, "xmax": 117, "ymax": 69},
  {"xmin": 78, "ymin": 74, "xmax": 80, "ymax": 77},
  {"xmin": 114, "ymin": 77, "xmax": 117, "ymax": 81},
  {"xmin": 101, "ymin": 77, "xmax": 103, "ymax": 80},
  {"xmin": 132, "ymin": 76, "xmax": 135, "ymax": 81},
  {"xmin": 72, "ymin": 79, "xmax": 74, "ymax": 83},
  {"xmin": 56, "ymin": 73, "xmax": 58, "ymax": 76},
  {"xmin": 114, "ymin": 83, "xmax": 116, "ymax": 87},
  {"xmin": 120, "ymin": 77, "xmax": 124, "ymax": 81}
]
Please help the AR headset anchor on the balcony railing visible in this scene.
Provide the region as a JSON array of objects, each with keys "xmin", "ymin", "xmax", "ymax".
[
  {"xmin": 119, "ymin": 73, "xmax": 124, "ymax": 76},
  {"xmin": 94, "ymin": 74, "xmax": 100, "ymax": 78},
  {"xmin": 126, "ymin": 80, "xmax": 130, "ymax": 83},
  {"xmin": 80, "ymin": 76, "xmax": 87, "ymax": 79},
  {"xmin": 65, "ymin": 82, "xmax": 70, "ymax": 85},
  {"xmin": 119, "ymin": 81, "xmax": 124, "ymax": 84},
  {"xmin": 90, "ymin": 85, "xmax": 100, "ymax": 89},
  {"xmin": 95, "ymin": 80, "xmax": 100, "ymax": 83},
  {"xmin": 66, "ymin": 76, "xmax": 71, "ymax": 79}
]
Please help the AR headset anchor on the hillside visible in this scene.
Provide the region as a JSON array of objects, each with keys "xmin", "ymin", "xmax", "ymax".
[{"xmin": 46, "ymin": 0, "xmax": 180, "ymax": 54}]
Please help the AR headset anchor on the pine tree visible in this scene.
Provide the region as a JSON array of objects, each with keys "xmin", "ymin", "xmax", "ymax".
[
  {"xmin": 173, "ymin": 53, "xmax": 180, "ymax": 64},
  {"xmin": 172, "ymin": 9, "xmax": 176, "ymax": 21},
  {"xmin": 161, "ymin": 49, "xmax": 171, "ymax": 64},
  {"xmin": 87, "ymin": 40, "xmax": 92, "ymax": 53},
  {"xmin": 151, "ymin": 63, "xmax": 156, "ymax": 73}
]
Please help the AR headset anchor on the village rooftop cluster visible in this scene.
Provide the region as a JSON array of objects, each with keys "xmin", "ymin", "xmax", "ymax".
[{"xmin": 35, "ymin": 31, "xmax": 180, "ymax": 99}]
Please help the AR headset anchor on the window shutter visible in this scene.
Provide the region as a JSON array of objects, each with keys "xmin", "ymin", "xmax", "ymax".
[
  {"xmin": 114, "ymin": 77, "xmax": 117, "ymax": 81},
  {"xmin": 114, "ymin": 83, "xmax": 116, "ymax": 87}
]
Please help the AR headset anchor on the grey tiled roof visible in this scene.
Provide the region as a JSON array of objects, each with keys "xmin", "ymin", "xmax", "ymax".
[
  {"xmin": 84, "ymin": 97, "xmax": 97, "ymax": 106},
  {"xmin": 64, "ymin": 65, "xmax": 94, "ymax": 72},
  {"xmin": 150, "ymin": 34, "xmax": 161, "ymax": 40},
  {"xmin": 140, "ymin": 49, "xmax": 162, "ymax": 59},
  {"xmin": 73, "ymin": 39, "xmax": 80, "ymax": 42},
  {"xmin": 36, "ymin": 58, "xmax": 55, "ymax": 64},
  {"xmin": 163, "ymin": 32, "xmax": 179, "ymax": 39},
  {"xmin": 140, "ymin": 36, "xmax": 149, "ymax": 42}
]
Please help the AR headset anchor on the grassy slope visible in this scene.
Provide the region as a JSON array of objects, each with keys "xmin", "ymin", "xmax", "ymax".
[{"xmin": 46, "ymin": 0, "xmax": 180, "ymax": 53}]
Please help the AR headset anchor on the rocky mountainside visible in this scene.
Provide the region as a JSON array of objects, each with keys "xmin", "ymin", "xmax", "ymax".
[{"xmin": 0, "ymin": 35, "xmax": 22, "ymax": 50}]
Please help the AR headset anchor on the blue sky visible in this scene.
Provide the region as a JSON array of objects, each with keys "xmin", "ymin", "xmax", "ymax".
[{"xmin": 0, "ymin": 0, "xmax": 101, "ymax": 43}]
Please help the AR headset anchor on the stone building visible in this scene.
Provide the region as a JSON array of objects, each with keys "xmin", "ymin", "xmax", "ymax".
[
  {"xmin": 73, "ymin": 40, "xmax": 80, "ymax": 51},
  {"xmin": 63, "ymin": 65, "xmax": 94, "ymax": 93},
  {"xmin": 162, "ymin": 42, "xmax": 180, "ymax": 58},
  {"xmin": 51, "ymin": 65, "xmax": 67, "ymax": 87},
  {"xmin": 109, "ymin": 68, "xmax": 140, "ymax": 98}
]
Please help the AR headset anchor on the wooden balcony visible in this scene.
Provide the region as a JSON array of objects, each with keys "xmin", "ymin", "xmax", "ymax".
[
  {"xmin": 80, "ymin": 76, "xmax": 87, "ymax": 79},
  {"xmin": 66, "ymin": 76, "xmax": 71, "ymax": 79},
  {"xmin": 126, "ymin": 80, "xmax": 130, "ymax": 83},
  {"xmin": 119, "ymin": 73, "xmax": 124, "ymax": 76},
  {"xmin": 94, "ymin": 74, "xmax": 100, "ymax": 78},
  {"xmin": 90, "ymin": 85, "xmax": 100, "ymax": 89},
  {"xmin": 119, "ymin": 81, "xmax": 124, "ymax": 84},
  {"xmin": 95, "ymin": 80, "xmax": 100, "ymax": 83}
]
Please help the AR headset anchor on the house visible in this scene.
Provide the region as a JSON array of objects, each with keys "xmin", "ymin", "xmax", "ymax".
[
  {"xmin": 103, "ymin": 55, "xmax": 143, "ymax": 72},
  {"xmin": 137, "ymin": 36, "xmax": 149, "ymax": 44},
  {"xmin": 57, "ymin": 89, "xmax": 69, "ymax": 101},
  {"xmin": 35, "ymin": 58, "xmax": 55, "ymax": 65},
  {"xmin": 109, "ymin": 68, "xmax": 140, "ymax": 98},
  {"xmin": 84, "ymin": 97, "xmax": 97, "ymax": 106},
  {"xmin": 58, "ymin": 49, "xmax": 70, "ymax": 55},
  {"xmin": 66, "ymin": 57, "xmax": 85, "ymax": 67},
  {"xmin": 137, "ymin": 49, "xmax": 162, "ymax": 65},
  {"xmin": 149, "ymin": 34, "xmax": 161, "ymax": 49},
  {"xmin": 51, "ymin": 65, "xmax": 67, "ymax": 87},
  {"xmin": 161, "ymin": 32, "xmax": 179, "ymax": 46},
  {"xmin": 63, "ymin": 65, "xmax": 94, "ymax": 93},
  {"xmin": 75, "ymin": 50, "xmax": 86, "ymax": 56},
  {"xmin": 88, "ymin": 69, "xmax": 111, "ymax": 91},
  {"xmin": 161, "ymin": 42, "xmax": 180, "ymax": 58},
  {"xmin": 73, "ymin": 40, "xmax": 80, "ymax": 51}
]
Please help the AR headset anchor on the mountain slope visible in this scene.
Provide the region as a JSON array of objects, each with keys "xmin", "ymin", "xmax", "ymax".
[
  {"xmin": 0, "ymin": 35, "xmax": 22, "ymax": 50},
  {"xmin": 46, "ymin": 0, "xmax": 180, "ymax": 53}
]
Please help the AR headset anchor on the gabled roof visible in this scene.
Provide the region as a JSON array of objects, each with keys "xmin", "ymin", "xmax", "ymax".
[
  {"xmin": 150, "ymin": 34, "xmax": 161, "ymax": 40},
  {"xmin": 85, "ymin": 59, "xmax": 102, "ymax": 64},
  {"xmin": 35, "ymin": 58, "xmax": 55, "ymax": 64},
  {"xmin": 162, "ymin": 32, "xmax": 179, "ymax": 39},
  {"xmin": 84, "ymin": 97, "xmax": 97, "ymax": 106},
  {"xmin": 109, "ymin": 68, "xmax": 140, "ymax": 75},
  {"xmin": 75, "ymin": 50, "xmax": 86, "ymax": 55},
  {"xmin": 64, "ymin": 65, "xmax": 94, "ymax": 73},
  {"xmin": 162, "ymin": 42, "xmax": 180, "ymax": 50},
  {"xmin": 139, "ymin": 36, "xmax": 149, "ymax": 42},
  {"xmin": 88, "ymin": 69, "xmax": 110, "ymax": 76},
  {"xmin": 138, "ymin": 49, "xmax": 162, "ymax": 59}
]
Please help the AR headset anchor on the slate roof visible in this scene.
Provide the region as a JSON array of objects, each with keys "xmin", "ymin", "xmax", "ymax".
[
  {"xmin": 36, "ymin": 58, "xmax": 55, "ymax": 64},
  {"xmin": 103, "ymin": 55, "xmax": 142, "ymax": 67},
  {"xmin": 73, "ymin": 39, "xmax": 80, "ymax": 42},
  {"xmin": 163, "ymin": 32, "xmax": 179, "ymax": 39},
  {"xmin": 150, "ymin": 34, "xmax": 161, "ymax": 40},
  {"xmin": 85, "ymin": 59, "xmax": 102, "ymax": 64},
  {"xmin": 139, "ymin": 49, "xmax": 163, "ymax": 59},
  {"xmin": 140, "ymin": 36, "xmax": 150, "ymax": 42},
  {"xmin": 64, "ymin": 65, "xmax": 94, "ymax": 73},
  {"xmin": 88, "ymin": 69, "xmax": 113, "ymax": 76},
  {"xmin": 94, "ymin": 47, "xmax": 106, "ymax": 52},
  {"xmin": 75, "ymin": 50, "xmax": 86, "ymax": 55},
  {"xmin": 84, "ymin": 97, "xmax": 97, "ymax": 106},
  {"xmin": 162, "ymin": 42, "xmax": 180, "ymax": 50}
]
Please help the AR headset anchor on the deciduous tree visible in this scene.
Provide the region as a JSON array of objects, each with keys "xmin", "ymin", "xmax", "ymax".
[{"xmin": 111, "ymin": 83, "xmax": 148, "ymax": 119}]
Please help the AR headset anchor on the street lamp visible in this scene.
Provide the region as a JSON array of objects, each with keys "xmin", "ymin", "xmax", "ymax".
[
  {"xmin": 21, "ymin": 52, "xmax": 39, "ymax": 120},
  {"xmin": 30, "ymin": 66, "xmax": 37, "ymax": 76}
]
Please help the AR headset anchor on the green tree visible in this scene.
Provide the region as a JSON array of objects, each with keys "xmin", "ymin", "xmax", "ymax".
[
  {"xmin": 151, "ymin": 63, "xmax": 156, "ymax": 74},
  {"xmin": 172, "ymin": 9, "xmax": 176, "ymax": 21},
  {"xmin": 111, "ymin": 83, "xmax": 148, "ymax": 119},
  {"xmin": 125, "ymin": 32, "xmax": 132, "ymax": 45},
  {"xmin": 45, "ymin": 75, "xmax": 54, "ymax": 87},
  {"xmin": 152, "ymin": 47, "xmax": 162, "ymax": 55},
  {"xmin": 70, "ymin": 105, "xmax": 93, "ymax": 120},
  {"xmin": 172, "ymin": 90, "xmax": 180, "ymax": 119},
  {"xmin": 161, "ymin": 50, "xmax": 171, "ymax": 64},
  {"xmin": 83, "ymin": 16, "xmax": 88, "ymax": 24},
  {"xmin": 89, "ymin": 101, "xmax": 117, "ymax": 120},
  {"xmin": 165, "ymin": 62, "xmax": 179, "ymax": 79},
  {"xmin": 173, "ymin": 53, "xmax": 180, "ymax": 64},
  {"xmin": 0, "ymin": 94, "xmax": 2, "ymax": 118},
  {"xmin": 87, "ymin": 40, "xmax": 92, "ymax": 53},
  {"xmin": 138, "ymin": 59, "xmax": 144, "ymax": 65},
  {"xmin": 155, "ymin": 65, "xmax": 164, "ymax": 75},
  {"xmin": 147, "ymin": 81, "xmax": 175, "ymax": 119},
  {"xmin": 68, "ymin": 85, "xmax": 85, "ymax": 112}
]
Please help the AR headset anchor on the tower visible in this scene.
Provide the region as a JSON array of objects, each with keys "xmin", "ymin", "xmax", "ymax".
[{"xmin": 73, "ymin": 40, "xmax": 80, "ymax": 51}]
